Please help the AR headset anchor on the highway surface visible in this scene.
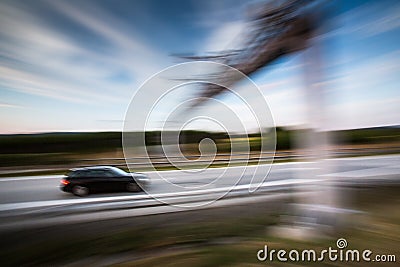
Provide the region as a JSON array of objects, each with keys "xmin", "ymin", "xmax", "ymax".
[{"xmin": 0, "ymin": 154, "xmax": 399, "ymax": 230}]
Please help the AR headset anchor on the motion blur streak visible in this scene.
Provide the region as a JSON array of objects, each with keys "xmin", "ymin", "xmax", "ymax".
[{"xmin": 0, "ymin": 0, "xmax": 399, "ymax": 266}]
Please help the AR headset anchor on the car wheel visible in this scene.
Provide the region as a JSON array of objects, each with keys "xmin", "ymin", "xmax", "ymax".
[
  {"xmin": 126, "ymin": 182, "xmax": 141, "ymax": 192},
  {"xmin": 72, "ymin": 185, "xmax": 89, "ymax": 197}
]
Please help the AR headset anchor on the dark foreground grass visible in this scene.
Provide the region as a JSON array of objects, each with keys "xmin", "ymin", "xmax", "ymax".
[{"xmin": 0, "ymin": 185, "xmax": 399, "ymax": 266}]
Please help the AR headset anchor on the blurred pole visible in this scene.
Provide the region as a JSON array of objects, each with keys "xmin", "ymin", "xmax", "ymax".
[
  {"xmin": 291, "ymin": 8, "xmax": 342, "ymax": 235},
  {"xmin": 271, "ymin": 5, "xmax": 346, "ymax": 238}
]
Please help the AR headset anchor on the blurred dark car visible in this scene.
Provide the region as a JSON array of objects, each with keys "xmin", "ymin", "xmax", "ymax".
[{"xmin": 60, "ymin": 166, "xmax": 150, "ymax": 196}]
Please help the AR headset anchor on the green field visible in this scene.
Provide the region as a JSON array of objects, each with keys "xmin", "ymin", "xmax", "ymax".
[{"xmin": 0, "ymin": 126, "xmax": 399, "ymax": 171}]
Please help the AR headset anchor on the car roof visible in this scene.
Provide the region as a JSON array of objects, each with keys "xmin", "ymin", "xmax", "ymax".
[{"xmin": 69, "ymin": 166, "xmax": 119, "ymax": 172}]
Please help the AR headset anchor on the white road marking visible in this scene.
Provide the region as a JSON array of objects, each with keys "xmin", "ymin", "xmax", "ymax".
[
  {"xmin": 0, "ymin": 178, "xmax": 321, "ymax": 211},
  {"xmin": 320, "ymin": 166, "xmax": 400, "ymax": 178},
  {"xmin": 0, "ymin": 175, "xmax": 64, "ymax": 182}
]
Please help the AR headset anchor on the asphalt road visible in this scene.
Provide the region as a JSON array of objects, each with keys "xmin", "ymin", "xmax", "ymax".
[
  {"xmin": 0, "ymin": 154, "xmax": 398, "ymax": 231},
  {"xmin": 0, "ymin": 154, "xmax": 399, "ymax": 205}
]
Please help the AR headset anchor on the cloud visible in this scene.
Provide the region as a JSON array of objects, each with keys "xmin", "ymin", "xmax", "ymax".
[
  {"xmin": 202, "ymin": 21, "xmax": 247, "ymax": 53},
  {"xmin": 189, "ymin": 0, "xmax": 247, "ymax": 29},
  {"xmin": 319, "ymin": 1, "xmax": 400, "ymax": 41},
  {"xmin": 47, "ymin": 0, "xmax": 166, "ymax": 77},
  {"xmin": 189, "ymin": 0, "xmax": 250, "ymax": 55},
  {"xmin": 327, "ymin": 98, "xmax": 400, "ymax": 130},
  {"xmin": 336, "ymin": 50, "xmax": 400, "ymax": 96},
  {"xmin": 344, "ymin": 2, "xmax": 400, "ymax": 38},
  {"xmin": 0, "ymin": 102, "xmax": 23, "ymax": 109},
  {"xmin": 0, "ymin": 1, "xmax": 169, "ymax": 105}
]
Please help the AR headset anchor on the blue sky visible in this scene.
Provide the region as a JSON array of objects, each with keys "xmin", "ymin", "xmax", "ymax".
[{"xmin": 0, "ymin": 0, "xmax": 399, "ymax": 133}]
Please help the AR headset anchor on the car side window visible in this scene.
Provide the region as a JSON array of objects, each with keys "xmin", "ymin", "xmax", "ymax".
[
  {"xmin": 69, "ymin": 170, "xmax": 84, "ymax": 177},
  {"xmin": 89, "ymin": 170, "xmax": 104, "ymax": 177},
  {"xmin": 85, "ymin": 170, "xmax": 115, "ymax": 178},
  {"xmin": 69, "ymin": 169, "xmax": 119, "ymax": 178},
  {"xmin": 80, "ymin": 170, "xmax": 92, "ymax": 178},
  {"xmin": 102, "ymin": 170, "xmax": 115, "ymax": 177}
]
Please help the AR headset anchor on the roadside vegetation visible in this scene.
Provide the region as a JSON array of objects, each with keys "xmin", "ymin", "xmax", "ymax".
[{"xmin": 0, "ymin": 126, "xmax": 399, "ymax": 176}]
